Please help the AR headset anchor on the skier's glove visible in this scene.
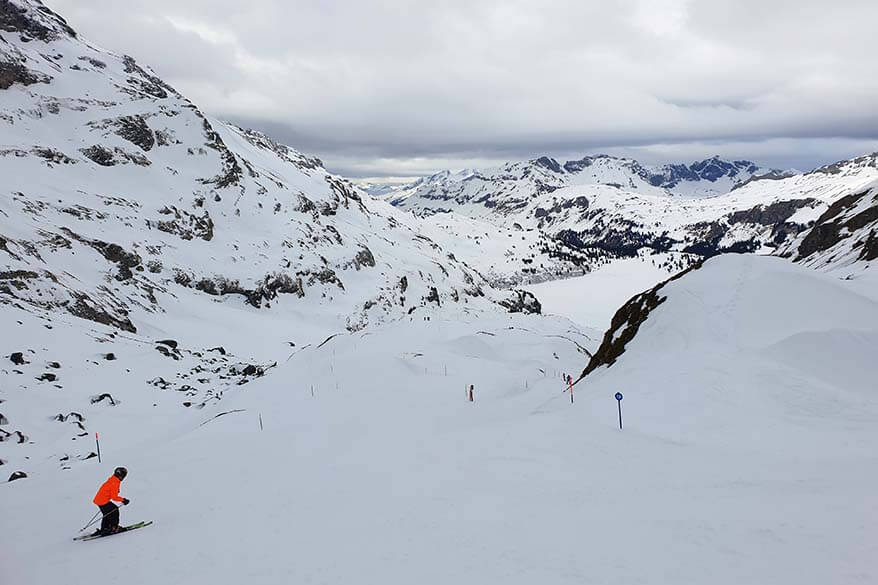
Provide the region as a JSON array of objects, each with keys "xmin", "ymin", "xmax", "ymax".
[{"xmin": 122, "ymin": 498, "xmax": 130, "ymax": 505}]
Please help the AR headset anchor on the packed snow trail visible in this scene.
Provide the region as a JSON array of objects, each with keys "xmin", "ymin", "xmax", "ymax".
[{"xmin": 5, "ymin": 257, "xmax": 878, "ymax": 585}]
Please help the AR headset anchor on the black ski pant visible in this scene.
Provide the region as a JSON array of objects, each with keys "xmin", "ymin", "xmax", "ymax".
[{"xmin": 99, "ymin": 503, "xmax": 119, "ymax": 533}]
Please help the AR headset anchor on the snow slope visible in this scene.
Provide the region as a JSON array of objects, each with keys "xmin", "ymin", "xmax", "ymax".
[
  {"xmin": 6, "ymin": 255, "xmax": 878, "ymax": 585},
  {"xmin": 580, "ymin": 254, "xmax": 878, "ymax": 451}
]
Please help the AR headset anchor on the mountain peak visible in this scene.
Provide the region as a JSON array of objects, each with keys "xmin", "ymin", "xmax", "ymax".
[
  {"xmin": 533, "ymin": 156, "xmax": 563, "ymax": 173},
  {"xmin": 0, "ymin": 0, "xmax": 77, "ymax": 42}
]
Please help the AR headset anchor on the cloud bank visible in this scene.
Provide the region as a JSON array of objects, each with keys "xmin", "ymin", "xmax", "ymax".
[{"xmin": 46, "ymin": 0, "xmax": 878, "ymax": 176}]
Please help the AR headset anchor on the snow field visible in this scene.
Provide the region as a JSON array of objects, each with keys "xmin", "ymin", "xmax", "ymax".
[{"xmin": 5, "ymin": 255, "xmax": 878, "ymax": 584}]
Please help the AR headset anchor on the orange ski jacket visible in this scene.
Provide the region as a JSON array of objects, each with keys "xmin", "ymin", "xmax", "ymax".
[{"xmin": 93, "ymin": 475, "xmax": 124, "ymax": 506}]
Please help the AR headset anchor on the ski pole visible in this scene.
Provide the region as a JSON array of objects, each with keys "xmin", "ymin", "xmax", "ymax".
[
  {"xmin": 80, "ymin": 510, "xmax": 101, "ymax": 532},
  {"xmin": 79, "ymin": 502, "xmax": 129, "ymax": 532}
]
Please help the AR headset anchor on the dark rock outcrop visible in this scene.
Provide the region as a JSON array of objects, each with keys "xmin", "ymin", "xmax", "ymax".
[
  {"xmin": 0, "ymin": 59, "xmax": 46, "ymax": 89},
  {"xmin": 115, "ymin": 115, "xmax": 155, "ymax": 151},
  {"xmin": 90, "ymin": 393, "xmax": 117, "ymax": 405},
  {"xmin": 795, "ymin": 188, "xmax": 878, "ymax": 261},
  {"xmin": 500, "ymin": 290, "xmax": 542, "ymax": 315},
  {"xmin": 68, "ymin": 292, "xmax": 137, "ymax": 333},
  {"xmin": 150, "ymin": 206, "xmax": 214, "ymax": 242},
  {"xmin": 425, "ymin": 286, "xmax": 440, "ymax": 306},
  {"xmin": 0, "ymin": 0, "xmax": 77, "ymax": 41}
]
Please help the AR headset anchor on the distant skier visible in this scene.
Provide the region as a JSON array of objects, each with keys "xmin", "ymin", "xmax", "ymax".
[{"xmin": 93, "ymin": 467, "xmax": 130, "ymax": 535}]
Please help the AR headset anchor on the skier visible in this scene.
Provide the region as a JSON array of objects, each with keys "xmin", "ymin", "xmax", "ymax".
[{"xmin": 93, "ymin": 467, "xmax": 130, "ymax": 535}]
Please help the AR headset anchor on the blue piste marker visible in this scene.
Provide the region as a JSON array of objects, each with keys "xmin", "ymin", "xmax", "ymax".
[{"xmin": 614, "ymin": 392, "xmax": 624, "ymax": 429}]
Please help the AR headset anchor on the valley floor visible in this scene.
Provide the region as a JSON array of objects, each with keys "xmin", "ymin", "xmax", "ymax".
[{"xmin": 524, "ymin": 255, "xmax": 675, "ymax": 330}]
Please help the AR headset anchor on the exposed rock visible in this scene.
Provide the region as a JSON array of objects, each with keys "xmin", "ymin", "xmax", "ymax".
[
  {"xmin": 104, "ymin": 352, "xmax": 115, "ymax": 361},
  {"xmin": 796, "ymin": 189, "xmax": 878, "ymax": 260},
  {"xmin": 80, "ymin": 145, "xmax": 150, "ymax": 167},
  {"xmin": 352, "ymin": 245, "xmax": 375, "ymax": 270},
  {"xmin": 0, "ymin": 59, "xmax": 46, "ymax": 90},
  {"xmin": 148, "ymin": 377, "xmax": 171, "ymax": 390},
  {"xmin": 425, "ymin": 286, "xmax": 440, "ymax": 306},
  {"xmin": 54, "ymin": 412, "xmax": 83, "ymax": 422},
  {"xmin": 861, "ymin": 230, "xmax": 878, "ymax": 261},
  {"xmin": 8, "ymin": 471, "xmax": 26, "ymax": 482},
  {"xmin": 534, "ymin": 156, "xmax": 563, "ymax": 173},
  {"xmin": 726, "ymin": 199, "xmax": 816, "ymax": 226},
  {"xmin": 199, "ymin": 116, "xmax": 242, "ymax": 188},
  {"xmin": 156, "ymin": 339, "xmax": 178, "ymax": 349},
  {"xmin": 155, "ymin": 345, "xmax": 181, "ymax": 360},
  {"xmin": 121, "ymin": 55, "xmax": 174, "ymax": 99},
  {"xmin": 47, "ymin": 361, "xmax": 60, "ymax": 369},
  {"xmin": 78, "ymin": 56, "xmax": 105, "ymax": 68},
  {"xmin": 500, "ymin": 290, "xmax": 542, "ymax": 314},
  {"xmin": 68, "ymin": 293, "xmax": 137, "ymax": 333},
  {"xmin": 150, "ymin": 206, "xmax": 214, "ymax": 241},
  {"xmin": 79, "ymin": 145, "xmax": 115, "ymax": 166},
  {"xmin": 0, "ymin": 0, "xmax": 77, "ymax": 40},
  {"xmin": 0, "ymin": 429, "xmax": 27, "ymax": 443},
  {"xmin": 9, "ymin": 351, "xmax": 26, "ymax": 365},
  {"xmin": 36, "ymin": 372, "xmax": 56, "ymax": 382},
  {"xmin": 114, "ymin": 115, "xmax": 155, "ymax": 151},
  {"xmin": 90, "ymin": 393, "xmax": 117, "ymax": 405},
  {"xmin": 32, "ymin": 147, "xmax": 76, "ymax": 165}
]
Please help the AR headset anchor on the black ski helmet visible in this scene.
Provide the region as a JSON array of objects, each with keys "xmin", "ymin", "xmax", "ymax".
[{"xmin": 114, "ymin": 466, "xmax": 128, "ymax": 480}]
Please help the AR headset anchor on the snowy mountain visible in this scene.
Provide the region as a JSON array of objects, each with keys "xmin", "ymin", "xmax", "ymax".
[
  {"xmin": 0, "ymin": 0, "xmax": 536, "ymax": 333},
  {"xmin": 386, "ymin": 152, "xmax": 877, "ymax": 286},
  {"xmin": 391, "ymin": 155, "xmax": 780, "ymax": 209},
  {"xmin": 781, "ymin": 177, "xmax": 878, "ymax": 275},
  {"xmin": 0, "ymin": 0, "xmax": 552, "ymax": 478}
]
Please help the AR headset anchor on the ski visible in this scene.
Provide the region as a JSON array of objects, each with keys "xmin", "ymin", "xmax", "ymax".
[{"xmin": 74, "ymin": 521, "xmax": 153, "ymax": 542}]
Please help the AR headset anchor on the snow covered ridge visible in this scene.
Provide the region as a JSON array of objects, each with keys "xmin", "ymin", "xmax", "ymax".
[
  {"xmin": 576, "ymin": 254, "xmax": 878, "ymax": 442},
  {"xmin": 0, "ymin": 0, "xmax": 544, "ymax": 340},
  {"xmin": 781, "ymin": 179, "xmax": 878, "ymax": 271},
  {"xmin": 391, "ymin": 154, "xmax": 780, "ymax": 207},
  {"xmin": 386, "ymin": 150, "xmax": 878, "ymax": 285},
  {"xmin": 577, "ymin": 259, "xmax": 704, "ymax": 379}
]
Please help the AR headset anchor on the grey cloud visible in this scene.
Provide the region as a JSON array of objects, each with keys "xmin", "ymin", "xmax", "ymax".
[{"xmin": 46, "ymin": 0, "xmax": 878, "ymax": 176}]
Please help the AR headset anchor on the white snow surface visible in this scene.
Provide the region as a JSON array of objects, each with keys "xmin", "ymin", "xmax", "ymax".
[
  {"xmin": 6, "ymin": 254, "xmax": 878, "ymax": 584},
  {"xmin": 525, "ymin": 254, "xmax": 677, "ymax": 330}
]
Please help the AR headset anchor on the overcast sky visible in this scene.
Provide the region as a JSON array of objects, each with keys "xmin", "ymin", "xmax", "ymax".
[{"xmin": 47, "ymin": 0, "xmax": 878, "ymax": 177}]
